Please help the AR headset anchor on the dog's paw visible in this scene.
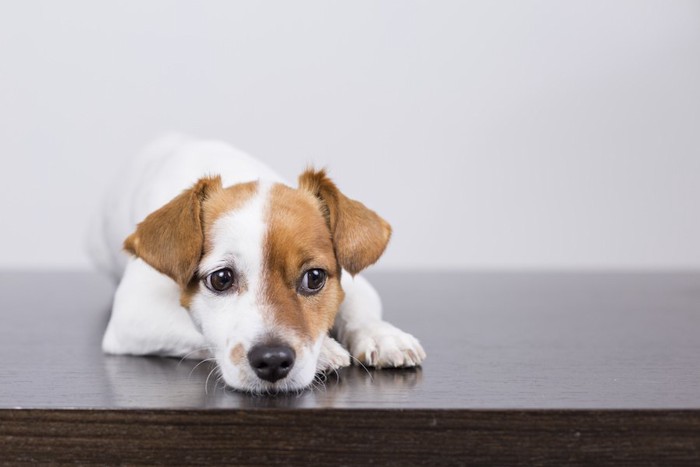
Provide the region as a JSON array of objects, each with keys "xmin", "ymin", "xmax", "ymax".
[
  {"xmin": 316, "ymin": 335, "xmax": 351, "ymax": 373},
  {"xmin": 346, "ymin": 321, "xmax": 426, "ymax": 368}
]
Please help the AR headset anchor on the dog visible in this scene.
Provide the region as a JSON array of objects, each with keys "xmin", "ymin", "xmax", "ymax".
[{"xmin": 89, "ymin": 135, "xmax": 425, "ymax": 393}]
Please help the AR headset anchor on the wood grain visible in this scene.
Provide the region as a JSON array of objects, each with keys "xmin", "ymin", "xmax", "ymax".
[{"xmin": 1, "ymin": 409, "xmax": 699, "ymax": 465}]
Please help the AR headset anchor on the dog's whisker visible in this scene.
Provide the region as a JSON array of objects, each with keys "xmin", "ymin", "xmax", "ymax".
[
  {"xmin": 349, "ymin": 354, "xmax": 373, "ymax": 380},
  {"xmin": 177, "ymin": 346, "xmax": 216, "ymax": 366},
  {"xmin": 311, "ymin": 373, "xmax": 328, "ymax": 393},
  {"xmin": 204, "ymin": 365, "xmax": 219, "ymax": 395},
  {"xmin": 214, "ymin": 374, "xmax": 226, "ymax": 392},
  {"xmin": 187, "ymin": 357, "xmax": 217, "ymax": 379}
]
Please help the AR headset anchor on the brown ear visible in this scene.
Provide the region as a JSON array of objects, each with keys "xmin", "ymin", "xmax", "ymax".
[
  {"xmin": 124, "ymin": 176, "xmax": 222, "ymax": 287},
  {"xmin": 298, "ymin": 169, "xmax": 391, "ymax": 275}
]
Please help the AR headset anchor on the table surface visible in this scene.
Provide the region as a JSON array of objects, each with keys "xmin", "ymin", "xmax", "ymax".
[{"xmin": 1, "ymin": 270, "xmax": 699, "ymax": 411}]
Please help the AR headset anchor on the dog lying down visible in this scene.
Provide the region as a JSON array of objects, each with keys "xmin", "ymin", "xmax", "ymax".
[{"xmin": 89, "ymin": 135, "xmax": 425, "ymax": 393}]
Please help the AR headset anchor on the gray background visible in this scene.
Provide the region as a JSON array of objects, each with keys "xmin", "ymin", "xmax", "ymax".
[{"xmin": 1, "ymin": 0, "xmax": 698, "ymax": 271}]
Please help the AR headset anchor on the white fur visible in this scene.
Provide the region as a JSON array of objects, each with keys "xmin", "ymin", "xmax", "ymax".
[{"xmin": 91, "ymin": 134, "xmax": 425, "ymax": 393}]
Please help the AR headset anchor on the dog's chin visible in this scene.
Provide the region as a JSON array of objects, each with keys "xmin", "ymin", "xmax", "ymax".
[
  {"xmin": 235, "ymin": 377, "xmax": 313, "ymax": 395},
  {"xmin": 218, "ymin": 359, "xmax": 319, "ymax": 395}
]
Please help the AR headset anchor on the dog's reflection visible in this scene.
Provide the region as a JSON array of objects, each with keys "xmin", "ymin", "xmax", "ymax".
[
  {"xmin": 103, "ymin": 354, "xmax": 423, "ymax": 408},
  {"xmin": 211, "ymin": 365, "xmax": 424, "ymax": 409}
]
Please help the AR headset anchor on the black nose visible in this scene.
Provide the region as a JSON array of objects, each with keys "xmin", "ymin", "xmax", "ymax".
[{"xmin": 247, "ymin": 344, "xmax": 295, "ymax": 383}]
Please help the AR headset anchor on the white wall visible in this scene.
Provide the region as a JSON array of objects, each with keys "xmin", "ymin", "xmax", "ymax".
[{"xmin": 1, "ymin": 1, "xmax": 699, "ymax": 270}]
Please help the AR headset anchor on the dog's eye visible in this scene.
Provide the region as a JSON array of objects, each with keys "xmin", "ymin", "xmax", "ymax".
[
  {"xmin": 206, "ymin": 268, "xmax": 235, "ymax": 292},
  {"xmin": 299, "ymin": 269, "xmax": 326, "ymax": 295}
]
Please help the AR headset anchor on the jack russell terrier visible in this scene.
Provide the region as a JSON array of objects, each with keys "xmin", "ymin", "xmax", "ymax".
[{"xmin": 89, "ymin": 135, "xmax": 425, "ymax": 393}]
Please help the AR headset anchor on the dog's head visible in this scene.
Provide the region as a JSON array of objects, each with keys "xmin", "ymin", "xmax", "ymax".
[{"xmin": 123, "ymin": 169, "xmax": 390, "ymax": 393}]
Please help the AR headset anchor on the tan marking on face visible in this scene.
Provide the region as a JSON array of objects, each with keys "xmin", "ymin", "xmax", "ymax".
[
  {"xmin": 261, "ymin": 184, "xmax": 344, "ymax": 343},
  {"xmin": 179, "ymin": 181, "xmax": 258, "ymax": 309},
  {"xmin": 230, "ymin": 343, "xmax": 246, "ymax": 365}
]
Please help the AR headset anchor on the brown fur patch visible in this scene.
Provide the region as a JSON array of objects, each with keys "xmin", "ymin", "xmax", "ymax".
[
  {"xmin": 229, "ymin": 343, "xmax": 246, "ymax": 365},
  {"xmin": 297, "ymin": 169, "xmax": 392, "ymax": 275},
  {"xmin": 179, "ymin": 280, "xmax": 199, "ymax": 309},
  {"xmin": 261, "ymin": 184, "xmax": 345, "ymax": 343}
]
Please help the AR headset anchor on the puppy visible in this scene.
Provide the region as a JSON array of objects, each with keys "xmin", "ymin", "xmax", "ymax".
[{"xmin": 89, "ymin": 135, "xmax": 425, "ymax": 393}]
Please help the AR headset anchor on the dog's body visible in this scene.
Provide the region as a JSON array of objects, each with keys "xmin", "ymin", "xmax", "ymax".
[{"xmin": 89, "ymin": 135, "xmax": 425, "ymax": 393}]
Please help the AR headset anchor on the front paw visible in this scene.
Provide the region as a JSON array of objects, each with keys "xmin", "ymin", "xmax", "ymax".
[
  {"xmin": 346, "ymin": 321, "xmax": 426, "ymax": 368},
  {"xmin": 317, "ymin": 335, "xmax": 351, "ymax": 373}
]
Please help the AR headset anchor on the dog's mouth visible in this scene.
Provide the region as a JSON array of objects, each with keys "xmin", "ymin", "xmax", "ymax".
[
  {"xmin": 219, "ymin": 363, "xmax": 316, "ymax": 395},
  {"xmin": 216, "ymin": 339, "xmax": 322, "ymax": 394},
  {"xmin": 238, "ymin": 376, "xmax": 313, "ymax": 395}
]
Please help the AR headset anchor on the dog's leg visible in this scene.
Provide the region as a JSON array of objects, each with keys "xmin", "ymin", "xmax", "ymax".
[
  {"xmin": 102, "ymin": 258, "xmax": 211, "ymax": 359},
  {"xmin": 334, "ymin": 273, "xmax": 426, "ymax": 368}
]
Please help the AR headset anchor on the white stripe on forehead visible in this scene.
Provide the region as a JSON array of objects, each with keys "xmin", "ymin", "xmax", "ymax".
[{"xmin": 199, "ymin": 181, "xmax": 273, "ymax": 283}]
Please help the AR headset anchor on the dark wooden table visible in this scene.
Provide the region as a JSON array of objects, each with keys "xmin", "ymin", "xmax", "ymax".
[{"xmin": 1, "ymin": 271, "xmax": 699, "ymax": 465}]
